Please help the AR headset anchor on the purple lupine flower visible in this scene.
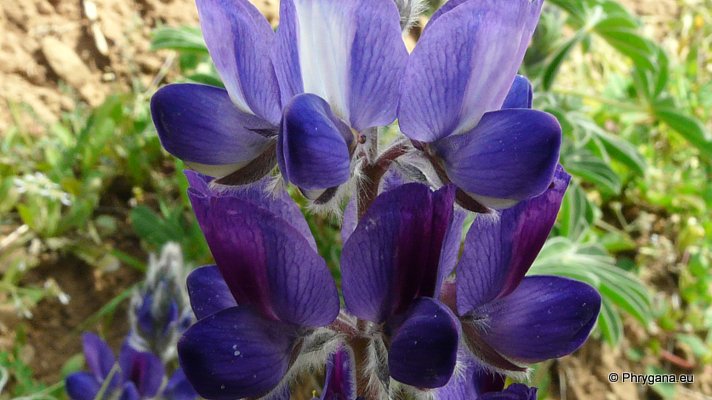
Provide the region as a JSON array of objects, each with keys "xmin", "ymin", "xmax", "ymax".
[
  {"xmin": 340, "ymin": 183, "xmax": 462, "ymax": 389},
  {"xmin": 151, "ymin": 0, "xmax": 281, "ymax": 184},
  {"xmin": 128, "ymin": 243, "xmax": 193, "ymax": 361},
  {"xmin": 435, "ymin": 351, "xmax": 536, "ymax": 400},
  {"xmin": 398, "ymin": 0, "xmax": 561, "ymax": 210},
  {"xmin": 272, "ymin": 0, "xmax": 408, "ymax": 202},
  {"xmin": 315, "ymin": 345, "xmax": 361, "ymax": 400},
  {"xmin": 177, "ymin": 171, "xmax": 340, "ymax": 399},
  {"xmin": 65, "ymin": 333, "xmax": 196, "ymax": 400},
  {"xmin": 454, "ymin": 167, "xmax": 601, "ymax": 372}
]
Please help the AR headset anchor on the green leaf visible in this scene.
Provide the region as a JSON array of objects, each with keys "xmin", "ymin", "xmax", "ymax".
[
  {"xmin": 598, "ymin": 298, "xmax": 623, "ymax": 345},
  {"xmin": 594, "ymin": 130, "xmax": 646, "ymax": 175},
  {"xmin": 564, "ymin": 150, "xmax": 622, "ymax": 195},
  {"xmin": 654, "ymin": 106, "xmax": 712, "ymax": 159},
  {"xmin": 557, "ymin": 181, "xmax": 596, "ymax": 241},
  {"xmin": 542, "ymin": 32, "xmax": 586, "ymax": 90},
  {"xmin": 151, "ymin": 26, "xmax": 207, "ymax": 53}
]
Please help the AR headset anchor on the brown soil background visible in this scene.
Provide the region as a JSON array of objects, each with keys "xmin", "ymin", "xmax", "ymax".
[{"xmin": 1, "ymin": 0, "xmax": 710, "ymax": 399}]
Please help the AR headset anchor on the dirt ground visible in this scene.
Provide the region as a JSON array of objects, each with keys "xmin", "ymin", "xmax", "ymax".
[{"xmin": 0, "ymin": 0, "xmax": 278, "ymax": 134}]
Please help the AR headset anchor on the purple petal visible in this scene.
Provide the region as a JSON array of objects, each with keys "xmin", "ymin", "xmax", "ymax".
[
  {"xmin": 273, "ymin": 0, "xmax": 407, "ymax": 131},
  {"xmin": 152, "ymin": 84, "xmax": 275, "ymax": 178},
  {"xmin": 439, "ymin": 208, "xmax": 466, "ymax": 281},
  {"xmin": 320, "ymin": 345, "xmax": 357, "ymax": 400},
  {"xmin": 177, "ymin": 306, "xmax": 296, "ymax": 400},
  {"xmin": 278, "ymin": 94, "xmax": 353, "ymax": 190},
  {"xmin": 427, "ymin": 0, "xmax": 469, "ymax": 27},
  {"xmin": 65, "ymin": 372, "xmax": 101, "ymax": 400},
  {"xmin": 434, "ymin": 352, "xmax": 505, "ymax": 399},
  {"xmin": 456, "ymin": 167, "xmax": 570, "ymax": 314},
  {"xmin": 196, "ymin": 0, "xmax": 280, "ymax": 124},
  {"xmin": 480, "ymin": 384, "xmax": 538, "ymax": 400},
  {"xmin": 118, "ymin": 344, "xmax": 164, "ymax": 398},
  {"xmin": 476, "ymin": 276, "xmax": 601, "ymax": 364},
  {"xmin": 119, "ymin": 383, "xmax": 140, "ymax": 400},
  {"xmin": 186, "ymin": 265, "xmax": 238, "ymax": 320},
  {"xmin": 195, "ymin": 195, "xmax": 339, "ymax": 327},
  {"xmin": 399, "ymin": 0, "xmax": 543, "ymax": 142},
  {"xmin": 81, "ymin": 333, "xmax": 115, "ymax": 381},
  {"xmin": 186, "ymin": 170, "xmax": 317, "ymax": 250},
  {"xmin": 341, "ymin": 184, "xmax": 456, "ymax": 323},
  {"xmin": 163, "ymin": 368, "xmax": 199, "ymax": 400},
  {"xmin": 433, "ymin": 108, "xmax": 562, "ymax": 209},
  {"xmin": 501, "ymin": 75, "xmax": 533, "ymax": 109},
  {"xmin": 388, "ymin": 298, "xmax": 460, "ymax": 389}
]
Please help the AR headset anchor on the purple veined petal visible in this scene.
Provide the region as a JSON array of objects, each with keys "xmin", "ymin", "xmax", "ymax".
[
  {"xmin": 427, "ymin": 0, "xmax": 469, "ymax": 28},
  {"xmin": 186, "ymin": 265, "xmax": 238, "ymax": 320},
  {"xmin": 177, "ymin": 306, "xmax": 296, "ymax": 400},
  {"xmin": 438, "ymin": 208, "xmax": 466, "ymax": 281},
  {"xmin": 119, "ymin": 382, "xmax": 140, "ymax": 400},
  {"xmin": 81, "ymin": 333, "xmax": 115, "ymax": 381},
  {"xmin": 433, "ymin": 108, "xmax": 562, "ymax": 209},
  {"xmin": 433, "ymin": 351, "xmax": 505, "ymax": 400},
  {"xmin": 152, "ymin": 84, "xmax": 276, "ymax": 178},
  {"xmin": 118, "ymin": 344, "xmax": 164, "ymax": 398},
  {"xmin": 341, "ymin": 184, "xmax": 456, "ymax": 323},
  {"xmin": 501, "ymin": 75, "xmax": 533, "ymax": 109},
  {"xmin": 480, "ymin": 383, "xmax": 538, "ymax": 400},
  {"xmin": 273, "ymin": 0, "xmax": 407, "ymax": 130},
  {"xmin": 278, "ymin": 93, "xmax": 353, "ymax": 190},
  {"xmin": 185, "ymin": 170, "xmax": 318, "ymax": 250},
  {"xmin": 387, "ymin": 297, "xmax": 460, "ymax": 389},
  {"xmin": 65, "ymin": 372, "xmax": 101, "ymax": 400},
  {"xmin": 320, "ymin": 345, "xmax": 357, "ymax": 400},
  {"xmin": 197, "ymin": 195, "xmax": 339, "ymax": 327},
  {"xmin": 196, "ymin": 0, "xmax": 280, "ymax": 124},
  {"xmin": 475, "ymin": 276, "xmax": 601, "ymax": 364},
  {"xmin": 456, "ymin": 166, "xmax": 570, "ymax": 314},
  {"xmin": 163, "ymin": 368, "xmax": 199, "ymax": 400},
  {"xmin": 399, "ymin": 0, "xmax": 543, "ymax": 142}
]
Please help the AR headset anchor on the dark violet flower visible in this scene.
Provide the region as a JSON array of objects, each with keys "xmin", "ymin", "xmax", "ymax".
[
  {"xmin": 128, "ymin": 242, "xmax": 192, "ymax": 361},
  {"xmin": 152, "ymin": 0, "xmax": 281, "ymax": 184},
  {"xmin": 454, "ymin": 166, "xmax": 601, "ymax": 372},
  {"xmin": 434, "ymin": 351, "xmax": 536, "ymax": 400},
  {"xmin": 65, "ymin": 333, "xmax": 196, "ymax": 400},
  {"xmin": 398, "ymin": 0, "xmax": 561, "ymax": 210},
  {"xmin": 272, "ymin": 0, "xmax": 408, "ymax": 201},
  {"xmin": 315, "ymin": 345, "xmax": 361, "ymax": 400},
  {"xmin": 340, "ymin": 183, "xmax": 462, "ymax": 389},
  {"xmin": 177, "ymin": 171, "xmax": 340, "ymax": 399}
]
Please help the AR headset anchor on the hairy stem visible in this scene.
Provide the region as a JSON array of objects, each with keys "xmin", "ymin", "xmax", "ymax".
[{"xmin": 356, "ymin": 139, "xmax": 411, "ymax": 218}]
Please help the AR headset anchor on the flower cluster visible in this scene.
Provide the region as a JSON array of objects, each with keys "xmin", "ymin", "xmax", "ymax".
[
  {"xmin": 150, "ymin": 0, "xmax": 602, "ymax": 399},
  {"xmin": 65, "ymin": 244, "xmax": 198, "ymax": 400}
]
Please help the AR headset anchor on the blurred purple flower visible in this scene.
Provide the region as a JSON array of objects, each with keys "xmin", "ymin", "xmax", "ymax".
[
  {"xmin": 398, "ymin": 0, "xmax": 561, "ymax": 210},
  {"xmin": 128, "ymin": 243, "xmax": 193, "ymax": 362},
  {"xmin": 65, "ymin": 333, "xmax": 196, "ymax": 400},
  {"xmin": 177, "ymin": 171, "xmax": 340, "ymax": 399},
  {"xmin": 340, "ymin": 183, "xmax": 462, "ymax": 388}
]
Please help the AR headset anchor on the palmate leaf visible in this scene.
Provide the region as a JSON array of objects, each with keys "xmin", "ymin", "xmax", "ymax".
[{"xmin": 529, "ymin": 237, "xmax": 653, "ymax": 346}]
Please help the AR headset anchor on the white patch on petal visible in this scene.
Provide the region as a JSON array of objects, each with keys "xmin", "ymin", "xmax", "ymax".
[
  {"xmin": 184, "ymin": 161, "xmax": 248, "ymax": 179},
  {"xmin": 293, "ymin": 0, "xmax": 355, "ymax": 122},
  {"xmin": 466, "ymin": 191, "xmax": 519, "ymax": 210}
]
